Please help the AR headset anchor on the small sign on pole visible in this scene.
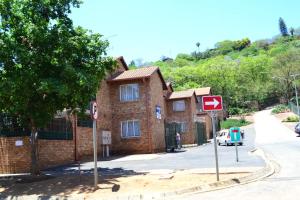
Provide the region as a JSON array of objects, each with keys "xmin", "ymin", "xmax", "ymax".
[
  {"xmin": 90, "ymin": 101, "xmax": 98, "ymax": 188},
  {"xmin": 230, "ymin": 127, "xmax": 241, "ymax": 162},
  {"xmin": 203, "ymin": 95, "xmax": 223, "ymax": 182}
]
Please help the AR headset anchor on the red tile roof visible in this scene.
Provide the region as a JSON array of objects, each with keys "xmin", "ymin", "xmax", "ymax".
[
  {"xmin": 193, "ymin": 87, "xmax": 211, "ymax": 96},
  {"xmin": 107, "ymin": 66, "xmax": 167, "ymax": 89},
  {"xmin": 168, "ymin": 90, "xmax": 195, "ymax": 100}
]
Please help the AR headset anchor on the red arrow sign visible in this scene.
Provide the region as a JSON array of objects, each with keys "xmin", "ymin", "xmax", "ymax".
[{"xmin": 202, "ymin": 96, "xmax": 223, "ymax": 111}]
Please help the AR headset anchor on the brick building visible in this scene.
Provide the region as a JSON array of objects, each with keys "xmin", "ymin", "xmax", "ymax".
[
  {"xmin": 0, "ymin": 56, "xmax": 219, "ymax": 173},
  {"xmin": 165, "ymin": 90, "xmax": 198, "ymax": 144}
]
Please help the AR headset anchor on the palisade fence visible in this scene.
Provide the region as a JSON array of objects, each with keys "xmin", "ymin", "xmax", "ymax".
[
  {"xmin": 289, "ymin": 102, "xmax": 300, "ymax": 116},
  {"xmin": 77, "ymin": 115, "xmax": 93, "ymax": 128},
  {"xmin": 0, "ymin": 113, "xmax": 73, "ymax": 140}
]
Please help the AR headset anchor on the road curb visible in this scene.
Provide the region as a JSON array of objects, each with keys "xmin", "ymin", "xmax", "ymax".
[{"xmin": 89, "ymin": 147, "xmax": 276, "ymax": 200}]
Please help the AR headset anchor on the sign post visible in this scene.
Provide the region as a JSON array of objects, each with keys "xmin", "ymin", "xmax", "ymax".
[
  {"xmin": 90, "ymin": 101, "xmax": 98, "ymax": 189},
  {"xmin": 203, "ymin": 95, "xmax": 223, "ymax": 181},
  {"xmin": 230, "ymin": 127, "xmax": 241, "ymax": 162}
]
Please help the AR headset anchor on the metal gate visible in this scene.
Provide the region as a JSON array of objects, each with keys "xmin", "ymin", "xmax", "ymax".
[
  {"xmin": 165, "ymin": 122, "xmax": 181, "ymax": 152},
  {"xmin": 196, "ymin": 122, "xmax": 207, "ymax": 145}
]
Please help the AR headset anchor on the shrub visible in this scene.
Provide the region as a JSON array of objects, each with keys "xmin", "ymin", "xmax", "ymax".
[
  {"xmin": 221, "ymin": 119, "xmax": 252, "ymax": 129},
  {"xmin": 282, "ymin": 116, "xmax": 299, "ymax": 122},
  {"xmin": 271, "ymin": 104, "xmax": 289, "ymax": 114}
]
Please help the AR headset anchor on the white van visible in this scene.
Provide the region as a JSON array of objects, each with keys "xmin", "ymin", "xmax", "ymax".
[{"xmin": 216, "ymin": 129, "xmax": 243, "ymax": 146}]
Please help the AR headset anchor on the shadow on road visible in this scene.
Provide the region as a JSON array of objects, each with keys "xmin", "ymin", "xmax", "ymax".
[{"xmin": 0, "ymin": 167, "xmax": 144, "ymax": 199}]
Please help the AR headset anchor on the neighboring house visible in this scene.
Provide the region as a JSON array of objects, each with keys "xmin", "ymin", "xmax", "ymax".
[{"xmin": 165, "ymin": 90, "xmax": 198, "ymax": 144}]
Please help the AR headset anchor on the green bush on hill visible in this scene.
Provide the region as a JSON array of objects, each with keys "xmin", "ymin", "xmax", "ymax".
[
  {"xmin": 221, "ymin": 119, "xmax": 252, "ymax": 129},
  {"xmin": 271, "ymin": 104, "xmax": 290, "ymax": 114},
  {"xmin": 282, "ymin": 116, "xmax": 299, "ymax": 122}
]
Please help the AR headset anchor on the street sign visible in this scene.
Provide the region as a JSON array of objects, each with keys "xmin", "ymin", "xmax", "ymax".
[
  {"xmin": 202, "ymin": 96, "xmax": 223, "ymax": 111},
  {"xmin": 229, "ymin": 127, "xmax": 241, "ymax": 142},
  {"xmin": 229, "ymin": 127, "xmax": 241, "ymax": 162},
  {"xmin": 90, "ymin": 101, "xmax": 98, "ymax": 120}
]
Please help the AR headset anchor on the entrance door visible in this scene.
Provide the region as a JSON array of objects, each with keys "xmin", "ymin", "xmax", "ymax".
[
  {"xmin": 165, "ymin": 122, "xmax": 181, "ymax": 152},
  {"xmin": 196, "ymin": 122, "xmax": 207, "ymax": 145}
]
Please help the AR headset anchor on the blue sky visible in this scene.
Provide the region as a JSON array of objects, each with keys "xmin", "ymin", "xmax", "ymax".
[{"xmin": 71, "ymin": 0, "xmax": 300, "ymax": 62}]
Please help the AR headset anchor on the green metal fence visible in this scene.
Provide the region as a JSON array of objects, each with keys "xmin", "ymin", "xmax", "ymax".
[
  {"xmin": 289, "ymin": 102, "xmax": 300, "ymax": 116},
  {"xmin": 0, "ymin": 114, "xmax": 31, "ymax": 137},
  {"xmin": 38, "ymin": 118, "xmax": 73, "ymax": 140},
  {"xmin": 0, "ymin": 114, "xmax": 73, "ymax": 140}
]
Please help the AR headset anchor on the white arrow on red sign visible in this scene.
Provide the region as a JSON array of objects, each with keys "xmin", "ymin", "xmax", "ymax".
[{"xmin": 204, "ymin": 98, "xmax": 220, "ymax": 108}]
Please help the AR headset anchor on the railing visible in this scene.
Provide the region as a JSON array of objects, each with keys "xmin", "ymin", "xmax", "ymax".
[
  {"xmin": 289, "ymin": 102, "xmax": 300, "ymax": 116},
  {"xmin": 0, "ymin": 114, "xmax": 73, "ymax": 140}
]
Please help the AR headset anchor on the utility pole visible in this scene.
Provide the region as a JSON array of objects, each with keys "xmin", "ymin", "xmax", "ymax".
[{"xmin": 291, "ymin": 74, "xmax": 300, "ymax": 121}]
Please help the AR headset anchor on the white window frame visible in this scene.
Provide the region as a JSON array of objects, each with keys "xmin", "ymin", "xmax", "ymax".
[
  {"xmin": 120, "ymin": 83, "xmax": 139, "ymax": 102},
  {"xmin": 173, "ymin": 100, "xmax": 186, "ymax": 111},
  {"xmin": 121, "ymin": 120, "xmax": 141, "ymax": 138}
]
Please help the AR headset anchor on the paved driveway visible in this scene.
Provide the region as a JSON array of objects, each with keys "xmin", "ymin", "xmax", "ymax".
[
  {"xmin": 45, "ymin": 124, "xmax": 264, "ymax": 175},
  {"xmin": 173, "ymin": 109, "xmax": 300, "ymax": 200}
]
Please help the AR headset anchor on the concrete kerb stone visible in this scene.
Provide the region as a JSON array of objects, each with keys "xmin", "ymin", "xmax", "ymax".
[{"xmin": 90, "ymin": 147, "xmax": 276, "ymax": 200}]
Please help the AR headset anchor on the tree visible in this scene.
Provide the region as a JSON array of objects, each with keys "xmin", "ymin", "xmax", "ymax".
[
  {"xmin": 196, "ymin": 42, "xmax": 200, "ymax": 52},
  {"xmin": 279, "ymin": 17, "xmax": 289, "ymax": 37},
  {"xmin": 0, "ymin": 0, "xmax": 114, "ymax": 174},
  {"xmin": 272, "ymin": 48, "xmax": 300, "ymax": 101},
  {"xmin": 290, "ymin": 27, "xmax": 295, "ymax": 36}
]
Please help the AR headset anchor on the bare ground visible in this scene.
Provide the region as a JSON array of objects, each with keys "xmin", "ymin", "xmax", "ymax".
[{"xmin": 0, "ymin": 171, "xmax": 249, "ymax": 199}]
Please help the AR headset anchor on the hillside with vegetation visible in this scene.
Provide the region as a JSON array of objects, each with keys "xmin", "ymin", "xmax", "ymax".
[{"xmin": 132, "ymin": 19, "xmax": 300, "ymax": 115}]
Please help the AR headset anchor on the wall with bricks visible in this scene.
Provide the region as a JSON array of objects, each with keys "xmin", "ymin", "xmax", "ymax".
[
  {"xmin": 76, "ymin": 126, "xmax": 103, "ymax": 159},
  {"xmin": 149, "ymin": 73, "xmax": 166, "ymax": 152},
  {"xmin": 0, "ymin": 137, "xmax": 31, "ymax": 173},
  {"xmin": 165, "ymin": 97, "xmax": 197, "ymax": 145},
  {"xmin": 38, "ymin": 139, "xmax": 74, "ymax": 169},
  {"xmin": 109, "ymin": 79, "xmax": 151, "ymax": 154}
]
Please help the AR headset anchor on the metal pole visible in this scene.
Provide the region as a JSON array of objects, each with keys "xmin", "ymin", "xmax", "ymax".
[
  {"xmin": 93, "ymin": 119, "xmax": 98, "ymax": 188},
  {"xmin": 211, "ymin": 111, "xmax": 220, "ymax": 181},
  {"xmin": 235, "ymin": 141, "xmax": 239, "ymax": 162},
  {"xmin": 292, "ymin": 75, "xmax": 300, "ymax": 121}
]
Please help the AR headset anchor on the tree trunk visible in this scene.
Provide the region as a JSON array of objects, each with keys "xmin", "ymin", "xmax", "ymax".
[{"xmin": 30, "ymin": 125, "xmax": 39, "ymax": 175}]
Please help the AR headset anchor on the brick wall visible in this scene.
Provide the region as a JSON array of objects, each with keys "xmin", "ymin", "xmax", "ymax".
[
  {"xmin": 109, "ymin": 79, "xmax": 151, "ymax": 154},
  {"xmin": 0, "ymin": 137, "xmax": 31, "ymax": 173},
  {"xmin": 165, "ymin": 98, "xmax": 196, "ymax": 144},
  {"xmin": 38, "ymin": 139, "xmax": 74, "ymax": 169},
  {"xmin": 149, "ymin": 73, "xmax": 166, "ymax": 152}
]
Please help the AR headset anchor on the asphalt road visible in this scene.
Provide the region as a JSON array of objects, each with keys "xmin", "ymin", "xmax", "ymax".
[
  {"xmin": 46, "ymin": 123, "xmax": 264, "ymax": 175},
  {"xmin": 173, "ymin": 109, "xmax": 300, "ymax": 200}
]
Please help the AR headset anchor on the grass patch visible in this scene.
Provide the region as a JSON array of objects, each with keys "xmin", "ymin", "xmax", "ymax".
[
  {"xmin": 282, "ymin": 115, "xmax": 299, "ymax": 122},
  {"xmin": 271, "ymin": 104, "xmax": 289, "ymax": 114},
  {"xmin": 221, "ymin": 118, "xmax": 252, "ymax": 129}
]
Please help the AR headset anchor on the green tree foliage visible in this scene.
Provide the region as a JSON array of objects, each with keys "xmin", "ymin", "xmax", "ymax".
[
  {"xmin": 272, "ymin": 48, "xmax": 300, "ymax": 101},
  {"xmin": 279, "ymin": 17, "xmax": 289, "ymax": 36},
  {"xmin": 0, "ymin": 0, "xmax": 114, "ymax": 174},
  {"xmin": 157, "ymin": 35, "xmax": 300, "ymax": 112}
]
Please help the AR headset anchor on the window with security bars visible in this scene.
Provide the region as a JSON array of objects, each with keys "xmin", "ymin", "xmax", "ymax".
[
  {"xmin": 120, "ymin": 84, "xmax": 139, "ymax": 102},
  {"xmin": 121, "ymin": 120, "xmax": 141, "ymax": 138}
]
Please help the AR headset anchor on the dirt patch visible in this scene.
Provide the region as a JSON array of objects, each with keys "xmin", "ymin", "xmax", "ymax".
[
  {"xmin": 274, "ymin": 111, "xmax": 297, "ymax": 121},
  {"xmin": 274, "ymin": 112, "xmax": 298, "ymax": 132},
  {"xmin": 0, "ymin": 171, "xmax": 249, "ymax": 199}
]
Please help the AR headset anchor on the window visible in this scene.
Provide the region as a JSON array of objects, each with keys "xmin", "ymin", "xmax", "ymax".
[
  {"xmin": 121, "ymin": 120, "xmax": 141, "ymax": 138},
  {"xmin": 120, "ymin": 84, "xmax": 139, "ymax": 101},
  {"xmin": 173, "ymin": 100, "xmax": 185, "ymax": 111}
]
